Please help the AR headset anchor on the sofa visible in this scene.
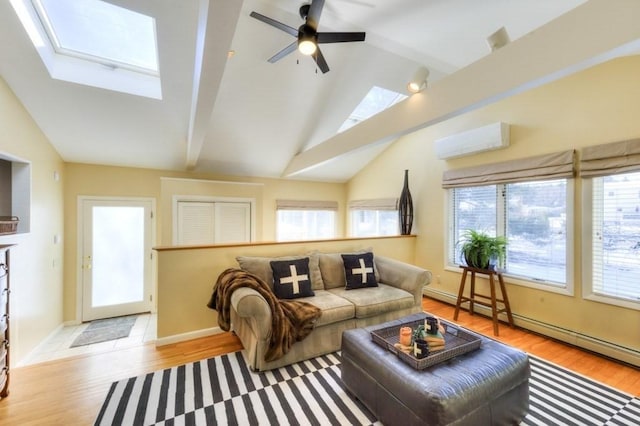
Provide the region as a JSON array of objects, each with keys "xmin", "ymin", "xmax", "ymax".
[{"xmin": 229, "ymin": 250, "xmax": 432, "ymax": 371}]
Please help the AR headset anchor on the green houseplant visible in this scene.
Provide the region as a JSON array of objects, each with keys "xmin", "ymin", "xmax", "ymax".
[{"xmin": 458, "ymin": 229, "xmax": 507, "ymax": 270}]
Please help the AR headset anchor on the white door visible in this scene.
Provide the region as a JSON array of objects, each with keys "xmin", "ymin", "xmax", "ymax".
[{"xmin": 80, "ymin": 198, "xmax": 153, "ymax": 321}]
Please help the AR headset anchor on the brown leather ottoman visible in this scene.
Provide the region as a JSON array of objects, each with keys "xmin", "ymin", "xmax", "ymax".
[{"xmin": 341, "ymin": 313, "xmax": 529, "ymax": 426}]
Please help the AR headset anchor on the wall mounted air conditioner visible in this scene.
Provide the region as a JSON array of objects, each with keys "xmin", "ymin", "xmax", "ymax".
[{"xmin": 434, "ymin": 122, "xmax": 510, "ymax": 160}]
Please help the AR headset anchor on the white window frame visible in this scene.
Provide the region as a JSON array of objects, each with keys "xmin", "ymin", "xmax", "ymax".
[
  {"xmin": 445, "ymin": 180, "xmax": 574, "ymax": 296},
  {"xmin": 581, "ymin": 177, "xmax": 640, "ymax": 311},
  {"xmin": 275, "ymin": 200, "xmax": 337, "ymax": 242},
  {"xmin": 350, "ymin": 209, "xmax": 399, "ymax": 237},
  {"xmin": 10, "ymin": 0, "xmax": 162, "ymax": 99},
  {"xmin": 348, "ymin": 198, "xmax": 399, "ymax": 237}
]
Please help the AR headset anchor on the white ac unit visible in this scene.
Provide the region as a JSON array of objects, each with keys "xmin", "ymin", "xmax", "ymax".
[{"xmin": 434, "ymin": 122, "xmax": 510, "ymax": 160}]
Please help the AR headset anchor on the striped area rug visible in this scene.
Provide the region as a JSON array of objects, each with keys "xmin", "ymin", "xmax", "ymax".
[{"xmin": 95, "ymin": 351, "xmax": 640, "ymax": 425}]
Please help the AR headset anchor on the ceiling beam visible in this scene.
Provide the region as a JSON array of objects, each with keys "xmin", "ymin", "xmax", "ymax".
[
  {"xmin": 283, "ymin": 0, "xmax": 640, "ymax": 177},
  {"xmin": 186, "ymin": 0, "xmax": 243, "ymax": 169}
]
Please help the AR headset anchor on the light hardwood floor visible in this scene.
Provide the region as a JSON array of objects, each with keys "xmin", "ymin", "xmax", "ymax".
[{"xmin": 0, "ymin": 297, "xmax": 638, "ymax": 425}]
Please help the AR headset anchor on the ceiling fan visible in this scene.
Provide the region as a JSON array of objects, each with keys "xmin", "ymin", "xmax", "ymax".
[{"xmin": 250, "ymin": 0, "xmax": 366, "ymax": 74}]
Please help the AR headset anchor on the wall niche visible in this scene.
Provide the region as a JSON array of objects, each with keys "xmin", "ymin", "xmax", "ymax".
[{"xmin": 0, "ymin": 153, "xmax": 31, "ymax": 235}]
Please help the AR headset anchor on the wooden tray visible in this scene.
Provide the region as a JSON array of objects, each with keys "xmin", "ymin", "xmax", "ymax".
[{"xmin": 370, "ymin": 314, "xmax": 482, "ymax": 370}]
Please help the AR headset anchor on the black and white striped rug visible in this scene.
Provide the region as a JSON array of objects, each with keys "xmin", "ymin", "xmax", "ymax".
[{"xmin": 95, "ymin": 351, "xmax": 640, "ymax": 425}]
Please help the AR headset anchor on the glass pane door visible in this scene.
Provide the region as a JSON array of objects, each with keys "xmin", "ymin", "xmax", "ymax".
[{"xmin": 81, "ymin": 198, "xmax": 153, "ymax": 321}]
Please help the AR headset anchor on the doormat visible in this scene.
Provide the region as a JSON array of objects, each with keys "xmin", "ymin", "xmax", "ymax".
[{"xmin": 70, "ymin": 315, "xmax": 137, "ymax": 348}]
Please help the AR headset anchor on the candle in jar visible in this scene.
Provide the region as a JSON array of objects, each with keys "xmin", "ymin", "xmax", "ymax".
[{"xmin": 399, "ymin": 326, "xmax": 412, "ymax": 346}]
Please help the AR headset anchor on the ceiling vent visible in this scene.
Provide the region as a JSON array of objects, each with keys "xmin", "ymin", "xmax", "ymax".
[{"xmin": 434, "ymin": 122, "xmax": 510, "ymax": 160}]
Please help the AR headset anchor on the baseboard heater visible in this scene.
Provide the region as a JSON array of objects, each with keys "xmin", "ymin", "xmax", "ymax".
[{"xmin": 423, "ymin": 288, "xmax": 640, "ymax": 367}]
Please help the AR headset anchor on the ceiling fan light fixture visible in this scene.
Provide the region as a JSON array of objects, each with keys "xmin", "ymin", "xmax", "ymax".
[
  {"xmin": 407, "ymin": 66, "xmax": 429, "ymax": 94},
  {"xmin": 298, "ymin": 39, "xmax": 317, "ymax": 55},
  {"xmin": 298, "ymin": 25, "xmax": 317, "ymax": 55}
]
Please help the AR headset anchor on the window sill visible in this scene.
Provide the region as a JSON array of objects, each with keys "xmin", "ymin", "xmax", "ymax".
[
  {"xmin": 444, "ymin": 265, "xmax": 574, "ymax": 296},
  {"xmin": 583, "ymin": 292, "xmax": 640, "ymax": 311}
]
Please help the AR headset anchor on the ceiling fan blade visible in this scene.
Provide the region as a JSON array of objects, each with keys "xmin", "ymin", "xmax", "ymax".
[
  {"xmin": 306, "ymin": 0, "xmax": 325, "ymax": 31},
  {"xmin": 250, "ymin": 11, "xmax": 298, "ymax": 37},
  {"xmin": 268, "ymin": 41, "xmax": 298, "ymax": 63},
  {"xmin": 312, "ymin": 48, "xmax": 330, "ymax": 74},
  {"xmin": 317, "ymin": 31, "xmax": 366, "ymax": 44}
]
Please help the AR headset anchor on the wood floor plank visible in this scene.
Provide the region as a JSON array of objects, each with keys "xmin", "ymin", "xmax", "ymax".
[
  {"xmin": 0, "ymin": 297, "xmax": 637, "ymax": 425},
  {"xmin": 422, "ymin": 296, "xmax": 640, "ymax": 396}
]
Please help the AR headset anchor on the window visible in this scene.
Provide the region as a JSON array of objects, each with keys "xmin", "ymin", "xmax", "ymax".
[
  {"xmin": 449, "ymin": 180, "xmax": 570, "ymax": 286},
  {"xmin": 351, "ymin": 210, "xmax": 398, "ymax": 237},
  {"xmin": 444, "ymin": 150, "xmax": 575, "ymax": 291},
  {"xmin": 276, "ymin": 200, "xmax": 337, "ymax": 242},
  {"xmin": 11, "ymin": 0, "xmax": 161, "ymax": 98},
  {"xmin": 585, "ymin": 172, "xmax": 640, "ymax": 305},
  {"xmin": 338, "ymin": 86, "xmax": 406, "ymax": 133},
  {"xmin": 581, "ymin": 139, "xmax": 640, "ymax": 309},
  {"xmin": 349, "ymin": 198, "xmax": 399, "ymax": 237}
]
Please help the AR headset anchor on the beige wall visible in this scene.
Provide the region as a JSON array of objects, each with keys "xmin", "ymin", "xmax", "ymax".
[
  {"xmin": 63, "ymin": 164, "xmax": 346, "ymax": 322},
  {"xmin": 155, "ymin": 236, "xmax": 416, "ymax": 339},
  {"xmin": 349, "ymin": 56, "xmax": 640, "ymax": 356},
  {"xmin": 0, "ymin": 77, "xmax": 65, "ymax": 365},
  {"xmin": 6, "ymin": 54, "xmax": 639, "ymax": 365}
]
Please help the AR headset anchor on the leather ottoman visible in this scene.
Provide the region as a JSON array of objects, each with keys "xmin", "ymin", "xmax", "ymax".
[{"xmin": 341, "ymin": 313, "xmax": 530, "ymax": 425}]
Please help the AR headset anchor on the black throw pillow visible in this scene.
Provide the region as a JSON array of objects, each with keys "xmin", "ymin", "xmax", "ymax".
[
  {"xmin": 342, "ymin": 252, "xmax": 378, "ymax": 290},
  {"xmin": 270, "ymin": 258, "xmax": 314, "ymax": 299}
]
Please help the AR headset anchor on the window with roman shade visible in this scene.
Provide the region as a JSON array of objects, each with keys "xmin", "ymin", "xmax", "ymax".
[
  {"xmin": 444, "ymin": 150, "xmax": 575, "ymax": 290},
  {"xmin": 581, "ymin": 139, "xmax": 640, "ymax": 309},
  {"xmin": 276, "ymin": 199, "xmax": 338, "ymax": 241},
  {"xmin": 348, "ymin": 198, "xmax": 399, "ymax": 237}
]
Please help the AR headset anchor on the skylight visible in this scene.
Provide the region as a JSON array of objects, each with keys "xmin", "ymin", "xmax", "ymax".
[
  {"xmin": 10, "ymin": 0, "xmax": 161, "ymax": 99},
  {"xmin": 338, "ymin": 86, "xmax": 407, "ymax": 133},
  {"xmin": 34, "ymin": 0, "xmax": 158, "ymax": 74}
]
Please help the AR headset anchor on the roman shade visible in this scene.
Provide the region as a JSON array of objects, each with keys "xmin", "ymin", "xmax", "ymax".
[
  {"xmin": 580, "ymin": 138, "xmax": 640, "ymax": 177},
  {"xmin": 442, "ymin": 150, "xmax": 576, "ymax": 188},
  {"xmin": 348, "ymin": 198, "xmax": 398, "ymax": 210},
  {"xmin": 275, "ymin": 200, "xmax": 338, "ymax": 210}
]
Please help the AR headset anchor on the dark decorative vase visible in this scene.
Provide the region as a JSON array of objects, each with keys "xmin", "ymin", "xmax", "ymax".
[{"xmin": 399, "ymin": 169, "xmax": 413, "ymax": 235}]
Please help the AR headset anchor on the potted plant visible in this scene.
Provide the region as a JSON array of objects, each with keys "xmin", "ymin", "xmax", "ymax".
[{"xmin": 458, "ymin": 229, "xmax": 507, "ymax": 270}]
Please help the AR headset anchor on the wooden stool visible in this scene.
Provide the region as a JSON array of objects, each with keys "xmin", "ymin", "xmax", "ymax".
[{"xmin": 453, "ymin": 266, "xmax": 514, "ymax": 336}]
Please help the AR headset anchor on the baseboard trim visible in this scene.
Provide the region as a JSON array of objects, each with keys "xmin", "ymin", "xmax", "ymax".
[
  {"xmin": 155, "ymin": 327, "xmax": 224, "ymax": 347},
  {"xmin": 423, "ymin": 288, "xmax": 640, "ymax": 367}
]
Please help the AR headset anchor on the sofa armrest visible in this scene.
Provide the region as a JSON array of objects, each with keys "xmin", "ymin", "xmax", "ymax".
[
  {"xmin": 230, "ymin": 287, "xmax": 272, "ymax": 338},
  {"xmin": 375, "ymin": 255, "xmax": 432, "ymax": 305}
]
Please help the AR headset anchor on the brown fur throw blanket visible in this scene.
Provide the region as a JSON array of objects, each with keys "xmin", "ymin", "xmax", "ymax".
[{"xmin": 207, "ymin": 268, "xmax": 322, "ymax": 362}]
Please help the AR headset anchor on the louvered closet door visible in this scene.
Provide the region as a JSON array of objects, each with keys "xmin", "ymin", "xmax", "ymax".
[
  {"xmin": 177, "ymin": 201, "xmax": 251, "ymax": 245},
  {"xmin": 177, "ymin": 202, "xmax": 216, "ymax": 245},
  {"xmin": 214, "ymin": 202, "xmax": 251, "ymax": 243}
]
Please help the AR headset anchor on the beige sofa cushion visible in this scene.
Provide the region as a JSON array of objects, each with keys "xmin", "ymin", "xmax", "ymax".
[
  {"xmin": 328, "ymin": 283, "xmax": 414, "ymax": 319},
  {"xmin": 237, "ymin": 252, "xmax": 324, "ymax": 291},
  {"xmin": 318, "ymin": 249, "xmax": 379, "ymax": 289},
  {"xmin": 298, "ymin": 290, "xmax": 355, "ymax": 327}
]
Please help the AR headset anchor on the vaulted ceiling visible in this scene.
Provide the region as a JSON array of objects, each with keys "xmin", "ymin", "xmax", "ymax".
[{"xmin": 3, "ymin": 0, "xmax": 637, "ymax": 183}]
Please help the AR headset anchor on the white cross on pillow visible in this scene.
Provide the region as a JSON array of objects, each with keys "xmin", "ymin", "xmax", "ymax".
[
  {"xmin": 280, "ymin": 264, "xmax": 309, "ymax": 294},
  {"xmin": 352, "ymin": 258, "xmax": 374, "ymax": 283}
]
